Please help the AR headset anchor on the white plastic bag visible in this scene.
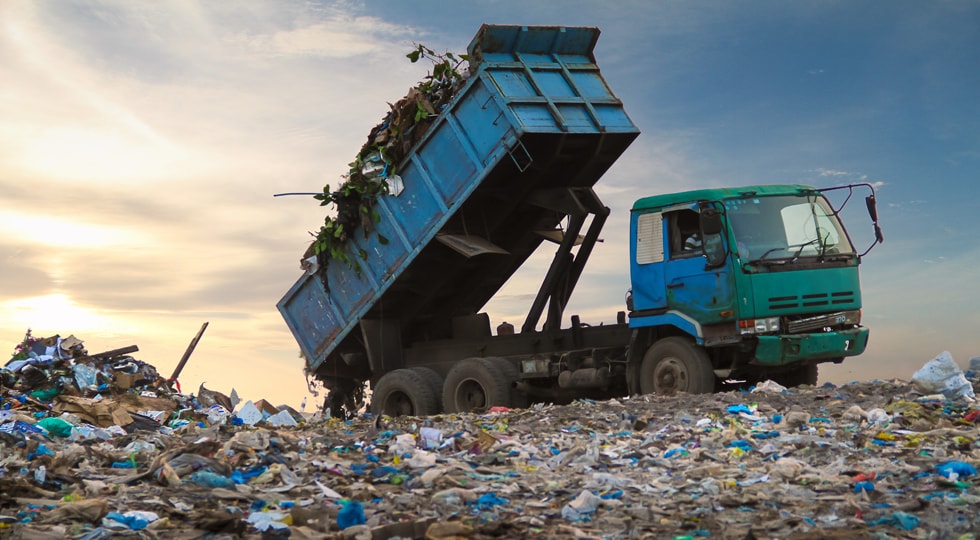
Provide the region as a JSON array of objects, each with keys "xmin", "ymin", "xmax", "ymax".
[{"xmin": 911, "ymin": 351, "xmax": 975, "ymax": 400}]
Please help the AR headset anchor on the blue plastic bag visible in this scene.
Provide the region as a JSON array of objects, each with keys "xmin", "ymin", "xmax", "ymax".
[
  {"xmin": 337, "ymin": 500, "xmax": 366, "ymax": 529},
  {"xmin": 184, "ymin": 470, "xmax": 235, "ymax": 489},
  {"xmin": 935, "ymin": 461, "xmax": 977, "ymax": 479}
]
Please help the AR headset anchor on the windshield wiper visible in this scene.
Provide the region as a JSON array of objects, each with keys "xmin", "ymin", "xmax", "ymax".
[
  {"xmin": 748, "ymin": 240, "xmax": 819, "ymax": 266},
  {"xmin": 748, "ymin": 246, "xmax": 787, "ymax": 265},
  {"xmin": 790, "ymin": 238, "xmax": 821, "ymax": 262}
]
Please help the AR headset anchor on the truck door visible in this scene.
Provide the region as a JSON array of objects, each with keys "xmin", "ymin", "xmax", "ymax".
[
  {"xmin": 630, "ymin": 210, "xmax": 667, "ymax": 312},
  {"xmin": 663, "ymin": 209, "xmax": 735, "ymax": 326}
]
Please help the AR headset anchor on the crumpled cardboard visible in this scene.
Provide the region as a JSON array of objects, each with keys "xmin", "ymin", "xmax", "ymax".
[
  {"xmin": 52, "ymin": 394, "xmax": 177, "ymax": 428},
  {"xmin": 52, "ymin": 396, "xmax": 131, "ymax": 428}
]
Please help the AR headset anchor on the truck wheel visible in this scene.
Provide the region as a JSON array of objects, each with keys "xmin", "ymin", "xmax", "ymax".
[
  {"xmin": 370, "ymin": 369, "xmax": 440, "ymax": 417},
  {"xmin": 410, "ymin": 367, "xmax": 445, "ymax": 412},
  {"xmin": 442, "ymin": 358, "xmax": 511, "ymax": 413},
  {"xmin": 773, "ymin": 363, "xmax": 818, "ymax": 388},
  {"xmin": 639, "ymin": 337, "xmax": 715, "ymax": 395}
]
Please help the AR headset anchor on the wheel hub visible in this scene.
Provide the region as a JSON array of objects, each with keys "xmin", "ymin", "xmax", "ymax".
[
  {"xmin": 654, "ymin": 357, "xmax": 689, "ymax": 394},
  {"xmin": 383, "ymin": 392, "xmax": 414, "ymax": 416},
  {"xmin": 455, "ymin": 378, "xmax": 488, "ymax": 410}
]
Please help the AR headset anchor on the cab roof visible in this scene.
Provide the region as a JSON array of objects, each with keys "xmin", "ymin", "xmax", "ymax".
[{"xmin": 631, "ymin": 184, "xmax": 817, "ymax": 212}]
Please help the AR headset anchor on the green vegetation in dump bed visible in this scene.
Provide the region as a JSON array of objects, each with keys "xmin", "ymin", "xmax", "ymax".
[{"xmin": 309, "ymin": 45, "xmax": 470, "ymax": 275}]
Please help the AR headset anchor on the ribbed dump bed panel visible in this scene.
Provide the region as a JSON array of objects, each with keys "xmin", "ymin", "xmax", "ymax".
[{"xmin": 278, "ymin": 25, "xmax": 639, "ymax": 373}]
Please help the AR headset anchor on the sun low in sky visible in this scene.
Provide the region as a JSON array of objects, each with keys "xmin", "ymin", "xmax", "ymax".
[{"xmin": 1, "ymin": 1, "xmax": 978, "ymax": 410}]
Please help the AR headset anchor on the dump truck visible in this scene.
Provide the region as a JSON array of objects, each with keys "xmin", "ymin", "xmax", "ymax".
[{"xmin": 278, "ymin": 24, "xmax": 883, "ymax": 417}]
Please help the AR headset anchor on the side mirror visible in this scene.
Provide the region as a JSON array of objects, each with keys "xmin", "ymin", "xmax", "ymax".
[
  {"xmin": 818, "ymin": 183, "xmax": 884, "ymax": 257},
  {"xmin": 699, "ymin": 207, "xmax": 727, "ymax": 268},
  {"xmin": 701, "ymin": 208, "xmax": 723, "ymax": 235},
  {"xmin": 865, "ymin": 195, "xmax": 879, "ymax": 222}
]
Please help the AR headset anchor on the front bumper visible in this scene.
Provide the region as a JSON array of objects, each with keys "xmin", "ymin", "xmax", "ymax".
[{"xmin": 753, "ymin": 327, "xmax": 869, "ymax": 366}]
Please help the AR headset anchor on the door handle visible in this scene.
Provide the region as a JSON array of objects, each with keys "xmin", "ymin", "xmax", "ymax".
[{"xmin": 667, "ymin": 282, "xmax": 685, "ymax": 289}]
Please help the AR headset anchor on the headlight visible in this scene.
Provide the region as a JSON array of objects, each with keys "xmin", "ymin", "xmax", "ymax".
[{"xmin": 738, "ymin": 317, "xmax": 781, "ymax": 335}]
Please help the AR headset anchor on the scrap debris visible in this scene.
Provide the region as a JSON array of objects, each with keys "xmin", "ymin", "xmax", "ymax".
[{"xmin": 2, "ymin": 335, "xmax": 980, "ymax": 538}]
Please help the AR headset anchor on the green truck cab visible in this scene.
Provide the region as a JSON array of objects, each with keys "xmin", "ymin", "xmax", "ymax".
[{"xmin": 626, "ymin": 183, "xmax": 883, "ymax": 394}]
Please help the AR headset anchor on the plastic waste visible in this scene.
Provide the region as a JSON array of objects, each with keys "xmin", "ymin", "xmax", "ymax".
[
  {"xmin": 265, "ymin": 410, "xmax": 297, "ymax": 427},
  {"xmin": 26, "ymin": 443, "xmax": 54, "ymax": 460},
  {"xmin": 866, "ymin": 408, "xmax": 891, "ymax": 426},
  {"xmin": 184, "ymin": 470, "xmax": 236, "ymax": 489},
  {"xmin": 473, "ymin": 492, "xmax": 508, "ymax": 509},
  {"xmin": 404, "ymin": 451, "xmax": 437, "ymax": 469},
  {"xmin": 431, "ymin": 488, "xmax": 475, "ymax": 506},
  {"xmin": 853, "ymin": 481, "xmax": 875, "ymax": 493},
  {"xmin": 33, "ymin": 465, "xmax": 46, "ymax": 484},
  {"xmin": 234, "ymin": 401, "xmax": 263, "ymax": 425},
  {"xmin": 30, "ymin": 387, "xmax": 60, "ymax": 401},
  {"xmin": 337, "ymin": 500, "xmax": 366, "ymax": 529},
  {"xmin": 726, "ymin": 404, "xmax": 753, "ymax": 414},
  {"xmin": 389, "ymin": 433, "xmax": 417, "ymax": 457},
  {"xmin": 911, "ymin": 351, "xmax": 975, "ymax": 400},
  {"xmin": 935, "ymin": 461, "xmax": 977, "ymax": 480},
  {"xmin": 562, "ymin": 490, "xmax": 600, "ymax": 521},
  {"xmin": 751, "ymin": 380, "xmax": 788, "ymax": 393},
  {"xmin": 246, "ymin": 511, "xmax": 290, "ymax": 532},
  {"xmin": 419, "ymin": 426, "xmax": 443, "ymax": 450},
  {"xmin": 73, "ymin": 363, "xmax": 99, "ymax": 390},
  {"xmin": 104, "ymin": 510, "xmax": 158, "ymax": 530},
  {"xmin": 868, "ymin": 511, "xmax": 920, "ymax": 531},
  {"xmin": 36, "ymin": 417, "xmax": 73, "ymax": 438}
]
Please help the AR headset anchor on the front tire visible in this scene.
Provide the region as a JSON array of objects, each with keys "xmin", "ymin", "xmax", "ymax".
[{"xmin": 639, "ymin": 337, "xmax": 715, "ymax": 395}]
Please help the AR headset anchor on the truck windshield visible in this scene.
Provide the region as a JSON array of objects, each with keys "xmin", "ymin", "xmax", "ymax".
[{"xmin": 724, "ymin": 194, "xmax": 855, "ymax": 264}]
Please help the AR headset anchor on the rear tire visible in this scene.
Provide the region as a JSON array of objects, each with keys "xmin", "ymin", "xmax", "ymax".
[
  {"xmin": 410, "ymin": 367, "xmax": 445, "ymax": 412},
  {"xmin": 639, "ymin": 337, "xmax": 715, "ymax": 395},
  {"xmin": 442, "ymin": 358, "xmax": 511, "ymax": 413},
  {"xmin": 370, "ymin": 369, "xmax": 440, "ymax": 417}
]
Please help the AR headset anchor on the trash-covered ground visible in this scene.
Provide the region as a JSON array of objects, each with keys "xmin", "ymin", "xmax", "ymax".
[{"xmin": 3, "ymin": 334, "xmax": 980, "ymax": 539}]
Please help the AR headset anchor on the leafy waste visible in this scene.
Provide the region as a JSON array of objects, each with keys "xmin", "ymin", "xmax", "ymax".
[{"xmin": 310, "ymin": 44, "xmax": 470, "ymax": 275}]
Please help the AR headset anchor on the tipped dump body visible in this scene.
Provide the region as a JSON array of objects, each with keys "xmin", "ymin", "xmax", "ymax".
[{"xmin": 278, "ymin": 25, "xmax": 639, "ymax": 378}]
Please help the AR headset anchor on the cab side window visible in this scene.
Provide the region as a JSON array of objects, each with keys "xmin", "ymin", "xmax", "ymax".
[{"xmin": 668, "ymin": 209, "xmax": 702, "ymax": 259}]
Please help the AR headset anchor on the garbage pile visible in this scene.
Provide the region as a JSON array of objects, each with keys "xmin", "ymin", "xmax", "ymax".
[{"xmin": 3, "ymin": 344, "xmax": 980, "ymax": 539}]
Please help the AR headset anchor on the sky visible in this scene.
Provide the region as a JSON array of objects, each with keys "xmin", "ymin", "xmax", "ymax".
[{"xmin": 1, "ymin": 0, "xmax": 978, "ymax": 410}]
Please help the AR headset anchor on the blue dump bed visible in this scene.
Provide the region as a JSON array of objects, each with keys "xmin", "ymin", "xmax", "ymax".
[{"xmin": 278, "ymin": 25, "xmax": 640, "ymax": 377}]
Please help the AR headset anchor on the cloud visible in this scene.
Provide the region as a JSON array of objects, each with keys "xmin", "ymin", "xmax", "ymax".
[
  {"xmin": 0, "ymin": 1, "xmax": 428, "ymax": 392},
  {"xmin": 230, "ymin": 18, "xmax": 417, "ymax": 58}
]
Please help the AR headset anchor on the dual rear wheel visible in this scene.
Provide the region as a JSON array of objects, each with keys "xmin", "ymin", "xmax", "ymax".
[
  {"xmin": 369, "ymin": 367, "xmax": 443, "ymax": 417},
  {"xmin": 370, "ymin": 357, "xmax": 520, "ymax": 417}
]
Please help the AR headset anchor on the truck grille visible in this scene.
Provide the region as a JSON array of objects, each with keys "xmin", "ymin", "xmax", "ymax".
[
  {"xmin": 786, "ymin": 312, "xmax": 848, "ymax": 333},
  {"xmin": 768, "ymin": 290, "xmax": 855, "ymax": 311}
]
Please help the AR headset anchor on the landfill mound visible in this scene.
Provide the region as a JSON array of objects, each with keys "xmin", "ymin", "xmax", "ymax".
[{"xmin": 3, "ymin": 336, "xmax": 980, "ymax": 539}]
